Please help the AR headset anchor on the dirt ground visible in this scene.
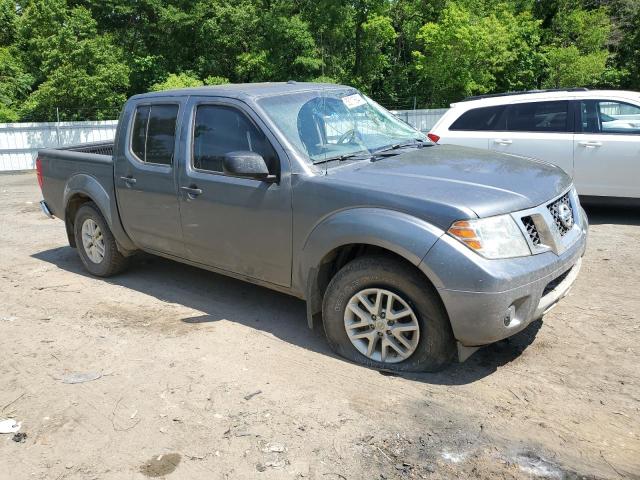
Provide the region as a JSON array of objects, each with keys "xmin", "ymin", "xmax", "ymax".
[{"xmin": 0, "ymin": 171, "xmax": 638, "ymax": 480}]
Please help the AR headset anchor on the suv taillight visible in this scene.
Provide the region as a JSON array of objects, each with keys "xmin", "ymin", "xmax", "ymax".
[
  {"xmin": 36, "ymin": 157, "xmax": 43, "ymax": 190},
  {"xmin": 427, "ymin": 133, "xmax": 440, "ymax": 144}
]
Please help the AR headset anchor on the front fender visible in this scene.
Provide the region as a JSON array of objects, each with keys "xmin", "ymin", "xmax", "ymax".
[
  {"xmin": 63, "ymin": 174, "xmax": 136, "ymax": 252},
  {"xmin": 298, "ymin": 207, "xmax": 444, "ymax": 326}
]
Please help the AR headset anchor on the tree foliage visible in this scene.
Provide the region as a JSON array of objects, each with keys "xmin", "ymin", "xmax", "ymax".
[{"xmin": 0, "ymin": 0, "xmax": 636, "ymax": 121}]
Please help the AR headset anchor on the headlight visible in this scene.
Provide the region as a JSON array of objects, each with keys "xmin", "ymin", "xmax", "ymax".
[{"xmin": 448, "ymin": 215, "xmax": 531, "ymax": 259}]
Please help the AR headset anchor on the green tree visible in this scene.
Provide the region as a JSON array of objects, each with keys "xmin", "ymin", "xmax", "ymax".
[
  {"xmin": 543, "ymin": 7, "xmax": 617, "ymax": 87},
  {"xmin": 413, "ymin": 2, "xmax": 543, "ymax": 106},
  {"xmin": 0, "ymin": 48, "xmax": 33, "ymax": 121},
  {"xmin": 261, "ymin": 14, "xmax": 323, "ymax": 81},
  {"xmin": 204, "ymin": 75, "xmax": 230, "ymax": 85},
  {"xmin": 0, "ymin": 0, "xmax": 631, "ymax": 121},
  {"xmin": 16, "ymin": 0, "xmax": 129, "ymax": 121},
  {"xmin": 355, "ymin": 14, "xmax": 397, "ymax": 92},
  {"xmin": 0, "ymin": 0, "xmax": 17, "ymax": 46},
  {"xmin": 150, "ymin": 72, "xmax": 204, "ymax": 92}
]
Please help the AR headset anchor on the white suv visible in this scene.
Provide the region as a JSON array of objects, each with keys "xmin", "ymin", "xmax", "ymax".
[{"xmin": 429, "ymin": 89, "xmax": 640, "ymax": 201}]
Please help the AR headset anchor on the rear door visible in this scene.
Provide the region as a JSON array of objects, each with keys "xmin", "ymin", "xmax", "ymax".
[
  {"xmin": 489, "ymin": 100, "xmax": 575, "ymax": 176},
  {"xmin": 114, "ymin": 99, "xmax": 186, "ymax": 256},
  {"xmin": 573, "ymin": 99, "xmax": 640, "ymax": 197},
  {"xmin": 439, "ymin": 105, "xmax": 506, "ymax": 149},
  {"xmin": 176, "ymin": 97, "xmax": 293, "ymax": 287}
]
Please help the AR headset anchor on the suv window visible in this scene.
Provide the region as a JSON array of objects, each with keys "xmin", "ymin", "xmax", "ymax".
[
  {"xmin": 506, "ymin": 101, "xmax": 569, "ymax": 132},
  {"xmin": 580, "ymin": 100, "xmax": 640, "ymax": 134},
  {"xmin": 450, "ymin": 105, "xmax": 507, "ymax": 131},
  {"xmin": 130, "ymin": 104, "xmax": 179, "ymax": 165},
  {"xmin": 193, "ymin": 105, "xmax": 278, "ymax": 174}
]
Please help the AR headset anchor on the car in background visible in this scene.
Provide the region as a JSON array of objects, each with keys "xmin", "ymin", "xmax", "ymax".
[{"xmin": 428, "ymin": 89, "xmax": 640, "ymax": 203}]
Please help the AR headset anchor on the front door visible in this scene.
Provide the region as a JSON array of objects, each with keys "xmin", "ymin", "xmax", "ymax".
[
  {"xmin": 573, "ymin": 99, "xmax": 640, "ymax": 197},
  {"xmin": 114, "ymin": 100, "xmax": 185, "ymax": 256},
  {"xmin": 177, "ymin": 98, "xmax": 292, "ymax": 287}
]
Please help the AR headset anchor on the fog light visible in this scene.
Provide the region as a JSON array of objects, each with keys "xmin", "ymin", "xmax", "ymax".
[{"xmin": 503, "ymin": 305, "xmax": 516, "ymax": 327}]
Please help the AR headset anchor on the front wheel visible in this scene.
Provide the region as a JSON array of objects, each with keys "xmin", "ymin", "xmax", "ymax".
[
  {"xmin": 322, "ymin": 256, "xmax": 455, "ymax": 372},
  {"xmin": 74, "ymin": 202, "xmax": 129, "ymax": 277}
]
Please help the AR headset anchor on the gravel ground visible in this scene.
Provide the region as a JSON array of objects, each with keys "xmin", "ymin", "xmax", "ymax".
[{"xmin": 0, "ymin": 171, "xmax": 639, "ymax": 480}]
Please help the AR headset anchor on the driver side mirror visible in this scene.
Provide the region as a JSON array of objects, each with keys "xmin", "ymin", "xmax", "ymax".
[{"xmin": 223, "ymin": 151, "xmax": 277, "ymax": 182}]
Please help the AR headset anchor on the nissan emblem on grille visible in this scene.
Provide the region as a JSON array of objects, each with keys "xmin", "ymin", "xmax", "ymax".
[
  {"xmin": 558, "ymin": 203, "xmax": 574, "ymax": 229},
  {"xmin": 547, "ymin": 193, "xmax": 574, "ymax": 236}
]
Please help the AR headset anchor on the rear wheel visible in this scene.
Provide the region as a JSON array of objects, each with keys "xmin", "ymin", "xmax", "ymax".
[
  {"xmin": 74, "ymin": 203, "xmax": 129, "ymax": 277},
  {"xmin": 322, "ymin": 255, "xmax": 455, "ymax": 372}
]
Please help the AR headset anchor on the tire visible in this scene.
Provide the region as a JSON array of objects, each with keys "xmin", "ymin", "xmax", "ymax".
[
  {"xmin": 73, "ymin": 202, "xmax": 129, "ymax": 277},
  {"xmin": 322, "ymin": 255, "xmax": 455, "ymax": 372}
]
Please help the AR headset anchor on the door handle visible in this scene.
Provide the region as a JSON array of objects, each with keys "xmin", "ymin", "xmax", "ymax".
[
  {"xmin": 181, "ymin": 186, "xmax": 203, "ymax": 198},
  {"xmin": 578, "ymin": 141, "xmax": 603, "ymax": 148},
  {"xmin": 493, "ymin": 139, "xmax": 512, "ymax": 145},
  {"xmin": 120, "ymin": 176, "xmax": 137, "ymax": 185}
]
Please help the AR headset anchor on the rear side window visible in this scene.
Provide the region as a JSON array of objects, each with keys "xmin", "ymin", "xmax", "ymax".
[
  {"xmin": 580, "ymin": 100, "xmax": 640, "ymax": 134},
  {"xmin": 192, "ymin": 105, "xmax": 278, "ymax": 174},
  {"xmin": 450, "ymin": 106, "xmax": 507, "ymax": 131},
  {"xmin": 131, "ymin": 106, "xmax": 149, "ymax": 160},
  {"xmin": 130, "ymin": 104, "xmax": 179, "ymax": 165},
  {"xmin": 506, "ymin": 101, "xmax": 569, "ymax": 132}
]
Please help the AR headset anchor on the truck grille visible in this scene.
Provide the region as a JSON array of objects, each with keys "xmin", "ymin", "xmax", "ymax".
[
  {"xmin": 515, "ymin": 188, "xmax": 581, "ymax": 255},
  {"xmin": 547, "ymin": 193, "xmax": 574, "ymax": 236},
  {"xmin": 521, "ymin": 216, "xmax": 541, "ymax": 245}
]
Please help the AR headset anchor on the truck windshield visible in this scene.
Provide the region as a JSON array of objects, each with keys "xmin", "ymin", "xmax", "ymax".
[{"xmin": 257, "ymin": 89, "xmax": 427, "ymax": 164}]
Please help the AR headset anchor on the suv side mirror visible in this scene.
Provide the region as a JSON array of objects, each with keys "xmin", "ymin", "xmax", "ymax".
[{"xmin": 223, "ymin": 151, "xmax": 276, "ymax": 182}]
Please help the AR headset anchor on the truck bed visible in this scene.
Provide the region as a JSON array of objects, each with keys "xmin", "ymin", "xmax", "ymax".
[{"xmin": 37, "ymin": 141, "xmax": 116, "ymax": 220}]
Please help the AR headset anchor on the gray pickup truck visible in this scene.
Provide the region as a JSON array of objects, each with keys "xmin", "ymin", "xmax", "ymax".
[{"xmin": 37, "ymin": 82, "xmax": 588, "ymax": 371}]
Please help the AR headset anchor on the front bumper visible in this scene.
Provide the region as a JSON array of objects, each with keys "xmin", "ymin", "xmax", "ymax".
[{"xmin": 419, "ymin": 206, "xmax": 588, "ymax": 349}]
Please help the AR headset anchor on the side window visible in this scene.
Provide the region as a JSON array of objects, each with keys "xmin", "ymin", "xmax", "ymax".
[
  {"xmin": 130, "ymin": 104, "xmax": 179, "ymax": 165},
  {"xmin": 131, "ymin": 105, "xmax": 150, "ymax": 161},
  {"xmin": 506, "ymin": 101, "xmax": 569, "ymax": 132},
  {"xmin": 449, "ymin": 105, "xmax": 507, "ymax": 131},
  {"xmin": 597, "ymin": 100, "xmax": 640, "ymax": 134},
  {"xmin": 193, "ymin": 105, "xmax": 278, "ymax": 174}
]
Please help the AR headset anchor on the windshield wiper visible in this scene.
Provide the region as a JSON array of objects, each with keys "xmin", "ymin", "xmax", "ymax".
[
  {"xmin": 312, "ymin": 151, "xmax": 371, "ymax": 165},
  {"xmin": 373, "ymin": 139, "xmax": 425, "ymax": 155},
  {"xmin": 369, "ymin": 139, "xmax": 427, "ymax": 161}
]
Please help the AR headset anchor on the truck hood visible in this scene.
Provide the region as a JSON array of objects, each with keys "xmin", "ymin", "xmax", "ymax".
[{"xmin": 327, "ymin": 144, "xmax": 572, "ymax": 227}]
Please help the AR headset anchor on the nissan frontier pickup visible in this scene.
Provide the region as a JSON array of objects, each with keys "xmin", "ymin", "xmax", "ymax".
[{"xmin": 37, "ymin": 82, "xmax": 588, "ymax": 371}]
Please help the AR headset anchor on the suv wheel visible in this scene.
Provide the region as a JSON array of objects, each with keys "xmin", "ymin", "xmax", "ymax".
[
  {"xmin": 322, "ymin": 255, "xmax": 455, "ymax": 372},
  {"xmin": 74, "ymin": 203, "xmax": 129, "ymax": 277}
]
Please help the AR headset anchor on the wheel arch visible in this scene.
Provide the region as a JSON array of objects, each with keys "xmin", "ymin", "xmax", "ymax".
[
  {"xmin": 63, "ymin": 174, "xmax": 136, "ymax": 253},
  {"xmin": 299, "ymin": 208, "xmax": 445, "ymax": 328}
]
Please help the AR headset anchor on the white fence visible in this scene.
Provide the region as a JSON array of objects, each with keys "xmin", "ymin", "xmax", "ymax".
[
  {"xmin": 0, "ymin": 109, "xmax": 447, "ymax": 172},
  {"xmin": 0, "ymin": 121, "xmax": 118, "ymax": 171}
]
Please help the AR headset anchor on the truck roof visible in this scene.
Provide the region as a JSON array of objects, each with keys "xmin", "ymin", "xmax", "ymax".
[{"xmin": 130, "ymin": 81, "xmax": 351, "ymax": 101}]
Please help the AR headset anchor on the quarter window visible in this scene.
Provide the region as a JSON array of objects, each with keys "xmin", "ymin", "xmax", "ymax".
[
  {"xmin": 193, "ymin": 105, "xmax": 278, "ymax": 174},
  {"xmin": 131, "ymin": 105, "xmax": 149, "ymax": 161},
  {"xmin": 130, "ymin": 104, "xmax": 179, "ymax": 165},
  {"xmin": 506, "ymin": 101, "xmax": 569, "ymax": 132},
  {"xmin": 580, "ymin": 100, "xmax": 640, "ymax": 134}
]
